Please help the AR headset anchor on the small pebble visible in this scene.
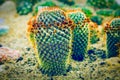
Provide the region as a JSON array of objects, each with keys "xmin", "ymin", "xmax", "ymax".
[
  {"xmin": 0, "ymin": 25, "xmax": 9, "ymax": 36},
  {"xmin": 0, "ymin": 44, "xmax": 2, "ymax": 47},
  {"xmin": 16, "ymin": 57, "xmax": 23, "ymax": 62},
  {"xmin": 26, "ymin": 47, "xmax": 31, "ymax": 51},
  {"xmin": 100, "ymin": 61, "xmax": 106, "ymax": 65}
]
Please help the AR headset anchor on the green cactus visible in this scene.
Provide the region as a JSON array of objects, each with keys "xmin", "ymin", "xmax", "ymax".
[
  {"xmin": 15, "ymin": 0, "xmax": 41, "ymax": 15},
  {"xmin": 96, "ymin": 9, "xmax": 114, "ymax": 17},
  {"xmin": 90, "ymin": 15, "xmax": 103, "ymax": 25},
  {"xmin": 105, "ymin": 18, "xmax": 120, "ymax": 58},
  {"xmin": 114, "ymin": 9, "xmax": 120, "ymax": 17},
  {"xmin": 67, "ymin": 10, "xmax": 90, "ymax": 61},
  {"xmin": 58, "ymin": 0, "xmax": 75, "ymax": 6},
  {"xmin": 27, "ymin": 7, "xmax": 73, "ymax": 76},
  {"xmin": 87, "ymin": 0, "xmax": 118, "ymax": 9},
  {"xmin": 16, "ymin": 1, "xmax": 33, "ymax": 15},
  {"xmin": 81, "ymin": 7, "xmax": 93, "ymax": 17}
]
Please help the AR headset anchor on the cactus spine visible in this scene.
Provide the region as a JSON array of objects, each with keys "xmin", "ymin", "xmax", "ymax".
[
  {"xmin": 105, "ymin": 18, "xmax": 120, "ymax": 58},
  {"xmin": 66, "ymin": 10, "xmax": 90, "ymax": 61},
  {"xmin": 27, "ymin": 7, "xmax": 74, "ymax": 76}
]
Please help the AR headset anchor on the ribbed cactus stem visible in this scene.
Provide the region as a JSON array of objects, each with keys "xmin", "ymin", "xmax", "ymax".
[
  {"xmin": 105, "ymin": 18, "xmax": 120, "ymax": 58},
  {"xmin": 66, "ymin": 9, "xmax": 90, "ymax": 61},
  {"xmin": 27, "ymin": 7, "xmax": 74, "ymax": 76}
]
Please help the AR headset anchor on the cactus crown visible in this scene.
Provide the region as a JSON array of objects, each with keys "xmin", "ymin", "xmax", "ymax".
[
  {"xmin": 110, "ymin": 18, "xmax": 120, "ymax": 28},
  {"xmin": 66, "ymin": 9, "xmax": 89, "ymax": 26},
  {"xmin": 35, "ymin": 7, "xmax": 74, "ymax": 29}
]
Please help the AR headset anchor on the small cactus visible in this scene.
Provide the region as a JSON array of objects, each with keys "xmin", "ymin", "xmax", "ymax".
[
  {"xmin": 16, "ymin": 1, "xmax": 33, "ymax": 15},
  {"xmin": 67, "ymin": 9, "xmax": 90, "ymax": 61},
  {"xmin": 90, "ymin": 15, "xmax": 103, "ymax": 25},
  {"xmin": 114, "ymin": 9, "xmax": 120, "ymax": 17},
  {"xmin": 27, "ymin": 7, "xmax": 74, "ymax": 76},
  {"xmin": 87, "ymin": 0, "xmax": 118, "ymax": 9},
  {"xmin": 96, "ymin": 9, "xmax": 114, "ymax": 17},
  {"xmin": 105, "ymin": 18, "xmax": 120, "ymax": 58},
  {"xmin": 81, "ymin": 7, "xmax": 93, "ymax": 17}
]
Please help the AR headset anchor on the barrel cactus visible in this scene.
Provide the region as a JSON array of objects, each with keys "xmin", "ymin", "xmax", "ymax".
[
  {"xmin": 27, "ymin": 7, "xmax": 74, "ymax": 76},
  {"xmin": 66, "ymin": 9, "xmax": 90, "ymax": 61},
  {"xmin": 105, "ymin": 18, "xmax": 120, "ymax": 58}
]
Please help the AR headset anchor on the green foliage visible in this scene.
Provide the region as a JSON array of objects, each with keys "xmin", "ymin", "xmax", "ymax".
[
  {"xmin": 106, "ymin": 18, "xmax": 120, "ymax": 58},
  {"xmin": 96, "ymin": 9, "xmax": 114, "ymax": 17},
  {"xmin": 90, "ymin": 16, "xmax": 103, "ymax": 25}
]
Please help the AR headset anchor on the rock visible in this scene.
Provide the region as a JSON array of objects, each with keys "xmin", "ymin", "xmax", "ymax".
[
  {"xmin": 0, "ymin": 44, "xmax": 2, "ymax": 47},
  {"xmin": 0, "ymin": 47, "xmax": 21, "ymax": 63},
  {"xmin": 0, "ymin": 25, "xmax": 9, "ymax": 36}
]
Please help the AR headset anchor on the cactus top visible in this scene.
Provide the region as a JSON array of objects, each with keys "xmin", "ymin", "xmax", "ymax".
[
  {"xmin": 66, "ymin": 9, "xmax": 89, "ymax": 25},
  {"xmin": 105, "ymin": 18, "xmax": 120, "ymax": 32},
  {"xmin": 36, "ymin": 7, "xmax": 74, "ymax": 29}
]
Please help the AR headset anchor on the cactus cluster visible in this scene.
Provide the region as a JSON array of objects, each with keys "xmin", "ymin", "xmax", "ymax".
[
  {"xmin": 105, "ymin": 18, "xmax": 120, "ymax": 58},
  {"xmin": 67, "ymin": 10, "xmax": 90, "ymax": 61},
  {"xmin": 27, "ymin": 7, "xmax": 90, "ymax": 76}
]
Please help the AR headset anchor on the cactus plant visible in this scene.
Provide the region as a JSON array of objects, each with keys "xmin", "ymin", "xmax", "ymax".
[
  {"xmin": 87, "ymin": 0, "xmax": 118, "ymax": 9},
  {"xmin": 114, "ymin": 9, "xmax": 120, "ymax": 17},
  {"xmin": 66, "ymin": 9, "xmax": 90, "ymax": 61},
  {"xmin": 105, "ymin": 18, "xmax": 120, "ymax": 58},
  {"xmin": 27, "ymin": 7, "xmax": 74, "ymax": 76},
  {"xmin": 81, "ymin": 7, "xmax": 93, "ymax": 17},
  {"xmin": 58, "ymin": 0, "xmax": 75, "ymax": 6},
  {"xmin": 15, "ymin": 0, "xmax": 41, "ymax": 15},
  {"xmin": 96, "ymin": 9, "xmax": 114, "ymax": 17},
  {"xmin": 90, "ymin": 15, "xmax": 103, "ymax": 25}
]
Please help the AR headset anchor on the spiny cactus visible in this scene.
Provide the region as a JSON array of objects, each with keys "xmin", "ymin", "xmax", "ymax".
[
  {"xmin": 66, "ymin": 9, "xmax": 90, "ymax": 61},
  {"xmin": 15, "ymin": 0, "xmax": 41, "ymax": 15},
  {"xmin": 27, "ymin": 7, "xmax": 74, "ymax": 76},
  {"xmin": 16, "ymin": 1, "xmax": 33, "ymax": 15},
  {"xmin": 105, "ymin": 18, "xmax": 120, "ymax": 58},
  {"xmin": 96, "ymin": 9, "xmax": 114, "ymax": 17}
]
